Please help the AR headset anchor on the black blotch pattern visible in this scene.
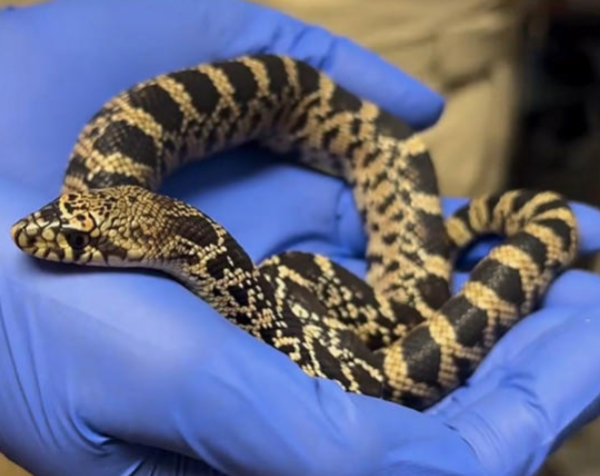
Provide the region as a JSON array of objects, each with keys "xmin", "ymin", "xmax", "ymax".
[
  {"xmin": 39, "ymin": 204, "xmax": 59, "ymax": 223},
  {"xmin": 374, "ymin": 109, "xmax": 413, "ymax": 140},
  {"xmin": 510, "ymin": 190, "xmax": 538, "ymax": 214},
  {"xmin": 65, "ymin": 153, "xmax": 89, "ymax": 178},
  {"xmin": 533, "ymin": 199, "xmax": 565, "ymax": 216},
  {"xmin": 418, "ymin": 212, "xmax": 451, "ymax": 256},
  {"xmin": 389, "ymin": 301, "xmax": 426, "ymax": 328},
  {"xmin": 493, "ymin": 321, "xmax": 511, "ymax": 342},
  {"xmin": 295, "ymin": 60, "xmax": 320, "ymax": 95},
  {"xmin": 509, "ymin": 232, "xmax": 547, "ymax": 269},
  {"xmin": 215, "ymin": 61, "xmax": 259, "ymax": 104},
  {"xmin": 163, "ymin": 139, "xmax": 177, "ymax": 156},
  {"xmin": 406, "ymin": 152, "xmax": 438, "ymax": 194},
  {"xmin": 450, "ymin": 206, "xmax": 475, "ymax": 235},
  {"xmin": 484, "ymin": 194, "xmax": 502, "ymax": 216},
  {"xmin": 89, "ymin": 172, "xmax": 144, "ymax": 189},
  {"xmin": 382, "ymin": 232, "xmax": 399, "ymax": 246},
  {"xmin": 94, "ymin": 121, "xmax": 158, "ymax": 168},
  {"xmin": 345, "ymin": 141, "xmax": 362, "ymax": 162},
  {"xmin": 401, "ymin": 326, "xmax": 441, "ymax": 384},
  {"xmin": 471, "ymin": 258, "xmax": 525, "ymax": 306},
  {"xmin": 452, "ymin": 355, "xmax": 476, "ymax": 383},
  {"xmin": 70, "ymin": 248, "xmax": 87, "ymax": 263},
  {"xmin": 397, "ymin": 392, "xmax": 430, "ymax": 411},
  {"xmin": 227, "ymin": 285, "xmax": 250, "ymax": 307},
  {"xmin": 277, "ymin": 276, "xmax": 321, "ymax": 314},
  {"xmin": 204, "ymin": 125, "xmax": 222, "ymax": 154},
  {"xmin": 310, "ymin": 339, "xmax": 352, "ymax": 389},
  {"xmin": 471, "ymin": 259, "xmax": 525, "ymax": 306},
  {"xmin": 321, "ymin": 128, "xmax": 339, "ymax": 151},
  {"xmin": 377, "ymin": 194, "xmax": 395, "ymax": 215},
  {"xmin": 362, "ymin": 150, "xmax": 379, "ymax": 168},
  {"xmin": 291, "ymin": 110, "xmax": 309, "ymax": 132},
  {"xmin": 256, "ymin": 55, "xmax": 288, "ymax": 96},
  {"xmin": 384, "ymin": 261, "xmax": 400, "ymax": 272},
  {"xmin": 105, "ymin": 242, "xmax": 129, "ymax": 261},
  {"xmin": 511, "ymin": 190, "xmax": 532, "ymax": 213},
  {"xmin": 169, "ymin": 70, "xmax": 220, "ymax": 116},
  {"xmin": 88, "ymin": 105, "xmax": 120, "ymax": 125},
  {"xmin": 536, "ymin": 218, "xmax": 573, "ymax": 251},
  {"xmin": 348, "ymin": 361, "xmax": 384, "ymax": 398},
  {"xmin": 443, "ymin": 295, "xmax": 489, "ymax": 347},
  {"xmin": 275, "ymin": 252, "xmax": 321, "ymax": 281},
  {"xmin": 371, "ymin": 171, "xmax": 387, "ymax": 189},
  {"xmin": 54, "ymin": 248, "xmax": 66, "ymax": 261},
  {"xmin": 227, "ymin": 310, "xmax": 253, "ymax": 327},
  {"xmin": 416, "ymin": 275, "xmax": 450, "ymax": 309},
  {"xmin": 205, "ymin": 256, "xmax": 225, "ymax": 280},
  {"xmin": 400, "ymin": 250, "xmax": 423, "ymax": 267},
  {"xmin": 185, "ymin": 254, "xmax": 200, "ymax": 266},
  {"xmin": 399, "ymin": 189, "xmax": 411, "ymax": 204},
  {"xmin": 330, "ymin": 264, "xmax": 372, "ymax": 299},
  {"xmin": 367, "ymin": 253, "xmax": 384, "ymax": 266},
  {"xmin": 349, "ymin": 117, "xmax": 361, "ymax": 136},
  {"xmin": 269, "ymin": 104, "xmax": 288, "ymax": 132},
  {"xmin": 330, "ymin": 86, "xmax": 362, "ymax": 112},
  {"xmin": 217, "ymin": 107, "xmax": 232, "ymax": 122},
  {"xmin": 128, "ymin": 84, "xmax": 184, "ymax": 133},
  {"xmin": 171, "ymin": 214, "xmax": 220, "ymax": 249},
  {"xmin": 390, "ymin": 210, "xmax": 405, "ymax": 222},
  {"xmin": 226, "ymin": 240, "xmax": 256, "ymax": 274},
  {"xmin": 285, "ymin": 95, "xmax": 320, "ymax": 129}
]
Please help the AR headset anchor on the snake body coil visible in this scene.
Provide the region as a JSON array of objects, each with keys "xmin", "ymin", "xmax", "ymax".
[{"xmin": 11, "ymin": 55, "xmax": 578, "ymax": 409}]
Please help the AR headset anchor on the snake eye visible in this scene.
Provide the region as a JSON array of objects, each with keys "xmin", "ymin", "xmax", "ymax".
[{"xmin": 65, "ymin": 230, "xmax": 90, "ymax": 250}]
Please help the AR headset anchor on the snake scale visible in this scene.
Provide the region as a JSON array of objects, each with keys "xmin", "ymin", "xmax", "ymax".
[{"xmin": 11, "ymin": 54, "xmax": 578, "ymax": 410}]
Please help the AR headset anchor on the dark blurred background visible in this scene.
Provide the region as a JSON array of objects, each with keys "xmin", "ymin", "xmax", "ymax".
[
  {"xmin": 516, "ymin": 3, "xmax": 600, "ymax": 472},
  {"xmin": 513, "ymin": 0, "xmax": 600, "ymax": 240}
]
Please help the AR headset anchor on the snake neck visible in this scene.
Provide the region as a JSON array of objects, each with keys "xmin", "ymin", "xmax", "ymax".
[
  {"xmin": 135, "ymin": 195, "xmax": 287, "ymax": 333},
  {"xmin": 175, "ymin": 261, "xmax": 285, "ymax": 335}
]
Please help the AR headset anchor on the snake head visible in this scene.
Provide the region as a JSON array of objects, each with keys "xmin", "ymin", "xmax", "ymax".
[
  {"xmin": 11, "ymin": 186, "xmax": 159, "ymax": 266},
  {"xmin": 11, "ymin": 195, "xmax": 92, "ymax": 263}
]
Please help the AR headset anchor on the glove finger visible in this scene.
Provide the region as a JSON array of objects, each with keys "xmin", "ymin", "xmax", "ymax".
[
  {"xmin": 441, "ymin": 306, "xmax": 600, "ymax": 476},
  {"xmin": 542, "ymin": 270, "xmax": 600, "ymax": 309},
  {"xmin": 432, "ymin": 270, "xmax": 600, "ymax": 418}
]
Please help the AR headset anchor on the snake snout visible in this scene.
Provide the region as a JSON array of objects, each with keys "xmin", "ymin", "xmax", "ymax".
[
  {"xmin": 11, "ymin": 217, "xmax": 41, "ymax": 252},
  {"xmin": 11, "ymin": 201, "xmax": 63, "ymax": 256}
]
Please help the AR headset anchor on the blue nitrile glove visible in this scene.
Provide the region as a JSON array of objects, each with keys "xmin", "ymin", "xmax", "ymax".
[{"xmin": 2, "ymin": 1, "xmax": 600, "ymax": 476}]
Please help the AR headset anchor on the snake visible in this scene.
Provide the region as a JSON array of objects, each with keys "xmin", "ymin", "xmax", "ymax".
[{"xmin": 10, "ymin": 54, "xmax": 578, "ymax": 410}]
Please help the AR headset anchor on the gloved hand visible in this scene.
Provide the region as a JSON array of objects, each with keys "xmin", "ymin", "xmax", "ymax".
[{"xmin": 2, "ymin": 1, "xmax": 600, "ymax": 476}]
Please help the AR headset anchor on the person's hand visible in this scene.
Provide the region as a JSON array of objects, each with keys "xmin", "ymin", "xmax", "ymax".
[{"xmin": 2, "ymin": 1, "xmax": 600, "ymax": 476}]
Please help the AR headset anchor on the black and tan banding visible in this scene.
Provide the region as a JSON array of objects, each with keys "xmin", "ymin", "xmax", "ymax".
[{"xmin": 11, "ymin": 54, "xmax": 578, "ymax": 410}]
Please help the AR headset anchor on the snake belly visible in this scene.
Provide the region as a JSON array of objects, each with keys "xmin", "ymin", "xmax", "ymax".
[{"xmin": 11, "ymin": 54, "xmax": 578, "ymax": 410}]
